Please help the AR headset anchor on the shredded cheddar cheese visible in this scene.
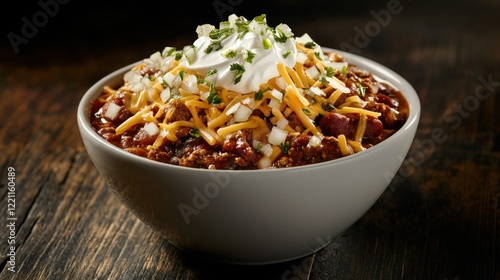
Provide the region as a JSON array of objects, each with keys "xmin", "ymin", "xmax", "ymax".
[{"xmin": 95, "ymin": 14, "xmax": 402, "ymax": 169}]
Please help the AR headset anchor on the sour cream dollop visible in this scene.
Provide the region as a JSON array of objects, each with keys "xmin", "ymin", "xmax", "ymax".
[{"xmin": 181, "ymin": 14, "xmax": 297, "ymax": 93}]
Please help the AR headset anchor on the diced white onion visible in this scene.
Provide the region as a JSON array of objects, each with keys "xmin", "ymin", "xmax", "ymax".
[
  {"xmin": 305, "ymin": 66, "xmax": 320, "ymax": 79},
  {"xmin": 181, "ymin": 75, "xmax": 199, "ymax": 93},
  {"xmin": 268, "ymin": 99, "xmax": 281, "ymax": 110},
  {"xmin": 225, "ymin": 102, "xmax": 241, "ymax": 116},
  {"xmin": 276, "ymin": 23, "xmax": 293, "ymax": 38},
  {"xmin": 162, "ymin": 47, "xmax": 176, "ymax": 57},
  {"xmin": 241, "ymin": 97, "xmax": 253, "ymax": 107},
  {"xmin": 124, "ymin": 71, "xmax": 141, "ymax": 84},
  {"xmin": 326, "ymin": 77, "xmax": 351, "ymax": 93},
  {"xmin": 144, "ymin": 122, "xmax": 160, "ymax": 136},
  {"xmin": 183, "ymin": 46, "xmax": 196, "ymax": 64},
  {"xmin": 205, "ymin": 72, "xmax": 218, "ymax": 85},
  {"xmin": 260, "ymin": 144, "xmax": 273, "ymax": 157},
  {"xmin": 163, "ymin": 73, "xmax": 176, "ymax": 87},
  {"xmin": 308, "ymin": 135, "xmax": 322, "ymax": 147},
  {"xmin": 268, "ymin": 126, "xmax": 288, "ymax": 145},
  {"xmin": 271, "ymin": 89, "xmax": 283, "ymax": 101},
  {"xmin": 196, "ymin": 24, "xmax": 215, "ymax": 37},
  {"xmin": 258, "ymin": 157, "xmax": 272, "ymax": 169},
  {"xmin": 200, "ymin": 91, "xmax": 210, "ymax": 101},
  {"xmin": 309, "ymin": 86, "xmax": 325, "ymax": 97},
  {"xmin": 276, "ymin": 118, "xmax": 289, "ymax": 129},
  {"xmin": 296, "ymin": 52, "xmax": 308, "ymax": 64},
  {"xmin": 104, "ymin": 102, "xmax": 121, "ymax": 120},
  {"xmin": 234, "ymin": 105, "xmax": 253, "ymax": 122},
  {"xmin": 160, "ymin": 88, "xmax": 171, "ymax": 102},
  {"xmin": 131, "ymin": 82, "xmax": 144, "ymax": 93},
  {"xmin": 141, "ymin": 77, "xmax": 152, "ymax": 87},
  {"xmin": 295, "ymin": 33, "xmax": 313, "ymax": 44},
  {"xmin": 275, "ymin": 77, "xmax": 287, "ymax": 90}
]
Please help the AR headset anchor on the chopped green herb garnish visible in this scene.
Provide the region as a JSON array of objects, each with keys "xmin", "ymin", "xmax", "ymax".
[
  {"xmin": 324, "ymin": 66, "xmax": 335, "ymax": 77},
  {"xmin": 209, "ymin": 27, "xmax": 234, "ymax": 40},
  {"xmin": 253, "ymin": 14, "xmax": 267, "ymax": 24},
  {"xmin": 304, "ymin": 41, "xmax": 316, "ymax": 49},
  {"xmin": 205, "ymin": 40, "xmax": 223, "ymax": 54},
  {"xmin": 314, "ymin": 52, "xmax": 322, "ymax": 61},
  {"xmin": 178, "ymin": 70, "xmax": 185, "ymax": 81},
  {"xmin": 357, "ymin": 83, "xmax": 367, "ymax": 97},
  {"xmin": 234, "ymin": 17, "xmax": 250, "ymax": 37},
  {"xmin": 207, "ymin": 84, "xmax": 222, "ymax": 105},
  {"xmin": 223, "ymin": 49, "xmax": 237, "ymax": 58},
  {"xmin": 230, "ymin": 63, "xmax": 245, "ymax": 84},
  {"xmin": 322, "ymin": 103, "xmax": 336, "ymax": 111},
  {"xmin": 280, "ymin": 141, "xmax": 290, "ymax": 154},
  {"xmin": 255, "ymin": 87, "xmax": 270, "ymax": 100},
  {"xmin": 319, "ymin": 75, "xmax": 328, "ymax": 86},
  {"xmin": 207, "ymin": 69, "xmax": 217, "ymax": 76},
  {"xmin": 302, "ymin": 108, "xmax": 311, "ymax": 115},
  {"xmin": 189, "ymin": 127, "xmax": 200, "ymax": 138},
  {"xmin": 255, "ymin": 143, "xmax": 262, "ymax": 153},
  {"xmin": 341, "ymin": 65, "xmax": 348, "ymax": 76},
  {"xmin": 262, "ymin": 38, "xmax": 272, "ymax": 49},
  {"xmin": 175, "ymin": 52, "xmax": 183, "ymax": 60},
  {"xmin": 282, "ymin": 50, "xmax": 291, "ymax": 59},
  {"xmin": 244, "ymin": 49, "xmax": 255, "ymax": 63},
  {"xmin": 162, "ymin": 47, "xmax": 176, "ymax": 57}
]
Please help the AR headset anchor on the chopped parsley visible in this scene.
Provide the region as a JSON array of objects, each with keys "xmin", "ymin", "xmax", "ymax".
[
  {"xmin": 223, "ymin": 49, "xmax": 237, "ymax": 58},
  {"xmin": 230, "ymin": 63, "xmax": 245, "ymax": 84},
  {"xmin": 304, "ymin": 41, "xmax": 316, "ymax": 49},
  {"xmin": 206, "ymin": 69, "xmax": 217, "ymax": 76},
  {"xmin": 207, "ymin": 84, "xmax": 222, "ymax": 105},
  {"xmin": 280, "ymin": 141, "xmax": 290, "ymax": 154},
  {"xmin": 322, "ymin": 102, "xmax": 336, "ymax": 111},
  {"xmin": 324, "ymin": 66, "xmax": 335, "ymax": 77},
  {"xmin": 243, "ymin": 49, "xmax": 255, "ymax": 63},
  {"xmin": 341, "ymin": 65, "xmax": 348, "ymax": 76},
  {"xmin": 189, "ymin": 127, "xmax": 200, "ymax": 138},
  {"xmin": 253, "ymin": 14, "xmax": 267, "ymax": 24},
  {"xmin": 162, "ymin": 47, "xmax": 176, "ymax": 57},
  {"xmin": 205, "ymin": 40, "xmax": 223, "ymax": 54},
  {"xmin": 209, "ymin": 27, "xmax": 234, "ymax": 40},
  {"xmin": 357, "ymin": 83, "xmax": 367, "ymax": 97},
  {"xmin": 255, "ymin": 143, "xmax": 262, "ymax": 153},
  {"xmin": 255, "ymin": 87, "xmax": 270, "ymax": 100},
  {"xmin": 262, "ymin": 38, "xmax": 272, "ymax": 49},
  {"xmin": 318, "ymin": 75, "xmax": 328, "ymax": 86},
  {"xmin": 314, "ymin": 52, "xmax": 322, "ymax": 61}
]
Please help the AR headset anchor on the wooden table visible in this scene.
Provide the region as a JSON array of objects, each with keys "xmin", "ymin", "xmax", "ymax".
[{"xmin": 1, "ymin": 0, "xmax": 498, "ymax": 279}]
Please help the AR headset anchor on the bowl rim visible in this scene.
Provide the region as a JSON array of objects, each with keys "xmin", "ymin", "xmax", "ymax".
[{"xmin": 77, "ymin": 48, "xmax": 420, "ymax": 173}]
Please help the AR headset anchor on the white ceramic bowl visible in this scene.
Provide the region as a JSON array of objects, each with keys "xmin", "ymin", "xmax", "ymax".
[{"xmin": 77, "ymin": 49, "xmax": 420, "ymax": 264}]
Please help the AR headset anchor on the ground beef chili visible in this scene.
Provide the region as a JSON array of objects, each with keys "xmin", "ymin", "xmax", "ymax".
[{"xmin": 89, "ymin": 62, "xmax": 409, "ymax": 170}]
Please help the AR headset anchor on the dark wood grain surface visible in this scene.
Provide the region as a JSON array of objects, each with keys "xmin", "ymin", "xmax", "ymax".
[{"xmin": 1, "ymin": 0, "xmax": 498, "ymax": 279}]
